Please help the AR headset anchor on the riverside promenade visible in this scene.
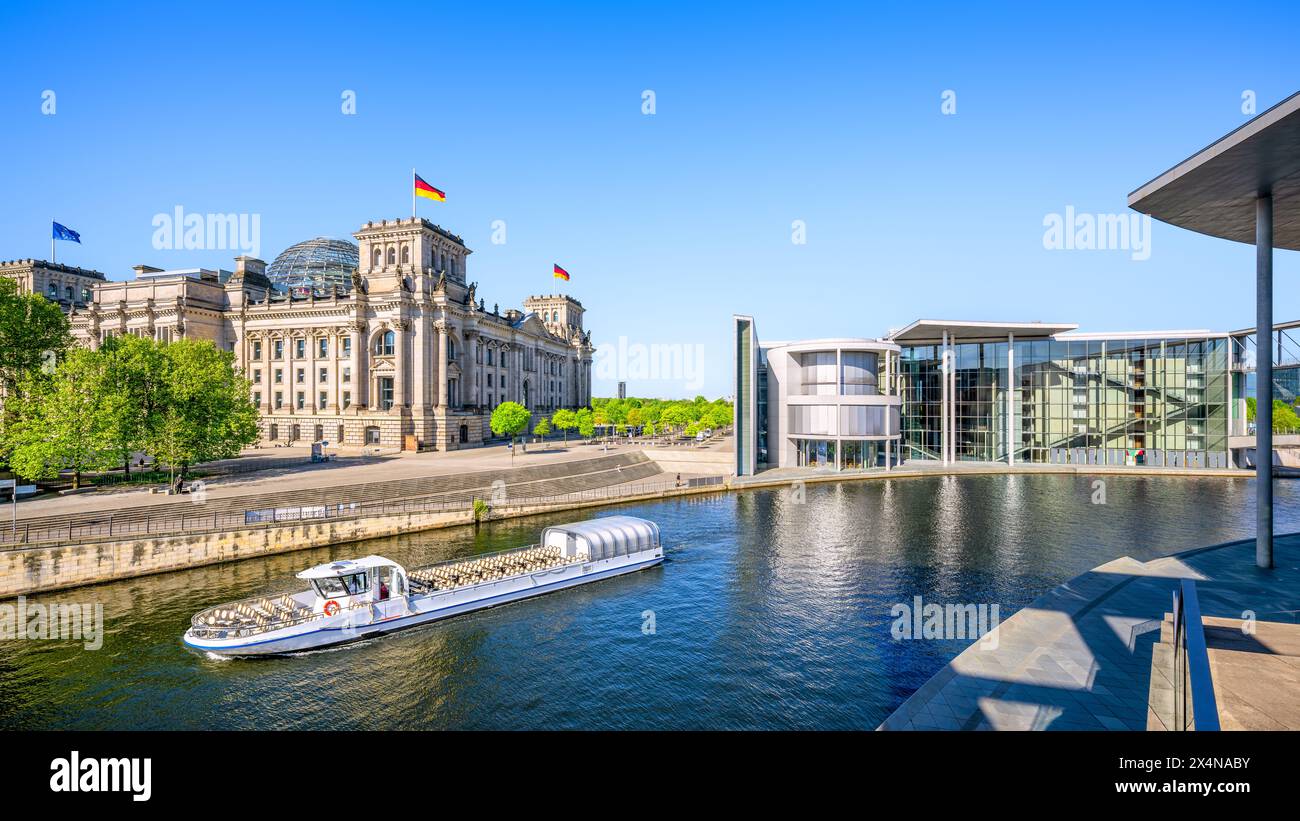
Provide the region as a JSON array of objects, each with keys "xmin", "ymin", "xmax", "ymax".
[{"xmin": 879, "ymin": 532, "xmax": 1300, "ymax": 731}]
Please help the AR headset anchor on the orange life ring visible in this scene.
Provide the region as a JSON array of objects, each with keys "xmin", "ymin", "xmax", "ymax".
[{"xmin": 323, "ymin": 600, "xmax": 340, "ymax": 617}]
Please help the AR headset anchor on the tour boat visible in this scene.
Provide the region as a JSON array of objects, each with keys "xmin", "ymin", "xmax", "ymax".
[{"xmin": 183, "ymin": 515, "xmax": 663, "ymax": 657}]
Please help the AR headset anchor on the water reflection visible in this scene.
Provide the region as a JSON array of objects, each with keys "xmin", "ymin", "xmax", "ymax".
[{"xmin": 1, "ymin": 475, "xmax": 1297, "ymax": 730}]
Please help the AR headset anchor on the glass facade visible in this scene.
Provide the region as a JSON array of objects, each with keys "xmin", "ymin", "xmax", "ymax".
[
  {"xmin": 266, "ymin": 237, "xmax": 360, "ymax": 294},
  {"xmin": 900, "ymin": 335, "xmax": 1231, "ymax": 465}
]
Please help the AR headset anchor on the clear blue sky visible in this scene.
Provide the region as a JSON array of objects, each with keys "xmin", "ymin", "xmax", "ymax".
[{"xmin": 2, "ymin": 1, "xmax": 1298, "ymax": 399}]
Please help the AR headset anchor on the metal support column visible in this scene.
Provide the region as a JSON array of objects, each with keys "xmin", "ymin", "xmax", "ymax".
[
  {"xmin": 1007, "ymin": 332, "xmax": 1015, "ymax": 465},
  {"xmin": 1256, "ymin": 193, "xmax": 1274, "ymax": 569},
  {"xmin": 941, "ymin": 331, "xmax": 949, "ymax": 466}
]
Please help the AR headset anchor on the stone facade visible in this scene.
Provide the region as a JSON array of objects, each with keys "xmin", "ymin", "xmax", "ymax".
[
  {"xmin": 0, "ymin": 258, "xmax": 105, "ymax": 310},
  {"xmin": 1, "ymin": 217, "xmax": 595, "ymax": 451}
]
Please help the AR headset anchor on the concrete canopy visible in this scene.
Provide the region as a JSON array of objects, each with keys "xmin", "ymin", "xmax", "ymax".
[
  {"xmin": 887, "ymin": 319, "xmax": 1077, "ymax": 344},
  {"xmin": 1128, "ymin": 90, "xmax": 1300, "ymax": 250}
]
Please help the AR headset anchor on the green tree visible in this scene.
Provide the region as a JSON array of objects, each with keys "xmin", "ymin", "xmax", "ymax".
[
  {"xmin": 660, "ymin": 404, "xmax": 690, "ymax": 432},
  {"xmin": 576, "ymin": 407, "xmax": 595, "ymax": 439},
  {"xmin": 705, "ymin": 403, "xmax": 732, "ymax": 430},
  {"xmin": 534, "ymin": 417, "xmax": 551, "ymax": 438},
  {"xmin": 491, "ymin": 401, "xmax": 531, "ymax": 440},
  {"xmin": 1247, "ymin": 397, "xmax": 1300, "ymax": 432},
  {"xmin": 146, "ymin": 340, "xmax": 259, "ymax": 478},
  {"xmin": 551, "ymin": 408, "xmax": 577, "ymax": 444},
  {"xmin": 0, "ymin": 278, "xmax": 72, "ymax": 467},
  {"xmin": 643, "ymin": 421, "xmax": 656, "ymax": 437},
  {"xmin": 0, "ymin": 278, "xmax": 71, "ymax": 391},
  {"xmin": 626, "ymin": 408, "xmax": 644, "ymax": 428},
  {"xmin": 100, "ymin": 334, "xmax": 169, "ymax": 476},
  {"xmin": 8, "ymin": 349, "xmax": 116, "ymax": 488}
]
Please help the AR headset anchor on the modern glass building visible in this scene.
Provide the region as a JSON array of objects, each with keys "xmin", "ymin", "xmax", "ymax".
[
  {"xmin": 265, "ymin": 237, "xmax": 360, "ymax": 294},
  {"xmin": 735, "ymin": 317, "xmax": 1245, "ymax": 475},
  {"xmin": 733, "ymin": 316, "xmax": 903, "ymax": 475}
]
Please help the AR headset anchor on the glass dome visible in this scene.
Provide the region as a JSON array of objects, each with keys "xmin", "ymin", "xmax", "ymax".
[{"xmin": 265, "ymin": 237, "xmax": 359, "ymax": 294}]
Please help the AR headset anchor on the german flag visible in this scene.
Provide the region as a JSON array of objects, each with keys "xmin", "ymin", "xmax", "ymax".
[
  {"xmin": 553, "ymin": 263, "xmax": 570, "ymax": 281},
  {"xmin": 414, "ymin": 173, "xmax": 446, "ymax": 202}
]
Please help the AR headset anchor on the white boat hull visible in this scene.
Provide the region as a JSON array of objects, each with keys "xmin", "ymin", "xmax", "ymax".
[{"xmin": 184, "ymin": 548, "xmax": 663, "ymax": 657}]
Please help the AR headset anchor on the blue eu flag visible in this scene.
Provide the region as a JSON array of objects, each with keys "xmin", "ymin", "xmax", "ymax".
[{"xmin": 52, "ymin": 222, "xmax": 81, "ymax": 243}]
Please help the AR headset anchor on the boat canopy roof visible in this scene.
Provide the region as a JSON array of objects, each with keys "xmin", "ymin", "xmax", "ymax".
[
  {"xmin": 297, "ymin": 555, "xmax": 404, "ymax": 580},
  {"xmin": 541, "ymin": 515, "xmax": 661, "ymax": 560}
]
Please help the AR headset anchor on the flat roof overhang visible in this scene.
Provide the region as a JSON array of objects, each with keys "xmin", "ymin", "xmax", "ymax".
[
  {"xmin": 1128, "ymin": 90, "xmax": 1300, "ymax": 249},
  {"xmin": 888, "ymin": 319, "xmax": 1078, "ymax": 344}
]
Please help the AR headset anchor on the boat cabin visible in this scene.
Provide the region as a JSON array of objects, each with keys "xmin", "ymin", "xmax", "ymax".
[
  {"xmin": 297, "ymin": 556, "xmax": 408, "ymax": 615},
  {"xmin": 541, "ymin": 515, "xmax": 661, "ymax": 561}
]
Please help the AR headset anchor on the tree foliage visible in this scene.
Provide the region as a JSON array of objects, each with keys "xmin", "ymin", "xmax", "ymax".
[
  {"xmin": 490, "ymin": 401, "xmax": 531, "ymax": 440},
  {"xmin": 0, "ymin": 279, "xmax": 73, "ymax": 466},
  {"xmin": 551, "ymin": 408, "xmax": 576, "ymax": 444},
  {"xmin": 7, "ymin": 349, "xmax": 116, "ymax": 487},
  {"xmin": 4, "ymin": 336, "xmax": 259, "ymax": 484}
]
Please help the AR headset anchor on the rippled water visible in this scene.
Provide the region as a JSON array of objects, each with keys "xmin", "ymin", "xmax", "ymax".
[{"xmin": 2, "ymin": 474, "xmax": 1298, "ymax": 730}]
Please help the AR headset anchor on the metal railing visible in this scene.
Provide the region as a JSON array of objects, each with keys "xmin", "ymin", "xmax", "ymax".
[
  {"xmin": 1171, "ymin": 578, "xmax": 1220, "ymax": 731},
  {"xmin": 2, "ymin": 473, "xmax": 728, "ymax": 548}
]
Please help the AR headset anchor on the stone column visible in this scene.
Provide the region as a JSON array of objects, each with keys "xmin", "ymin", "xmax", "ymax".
[
  {"xmin": 436, "ymin": 320, "xmax": 449, "ymax": 407},
  {"xmin": 352, "ymin": 322, "xmax": 368, "ymax": 409},
  {"xmin": 328, "ymin": 329, "xmax": 340, "ymax": 411},
  {"xmin": 393, "ymin": 319, "xmax": 408, "ymax": 412},
  {"xmin": 464, "ymin": 330, "xmax": 478, "ymax": 407},
  {"xmin": 260, "ymin": 333, "xmax": 273, "ymax": 414}
]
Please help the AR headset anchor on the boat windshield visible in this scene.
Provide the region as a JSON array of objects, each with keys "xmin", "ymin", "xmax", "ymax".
[{"xmin": 313, "ymin": 572, "xmax": 368, "ymax": 598}]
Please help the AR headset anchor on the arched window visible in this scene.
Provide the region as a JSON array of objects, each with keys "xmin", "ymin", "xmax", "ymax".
[
  {"xmin": 372, "ymin": 247, "xmax": 382, "ymax": 267},
  {"xmin": 374, "ymin": 330, "xmax": 395, "ymax": 356},
  {"xmin": 386, "ymin": 247, "xmax": 396, "ymax": 266},
  {"xmin": 401, "ymin": 245, "xmax": 410, "ymax": 264},
  {"xmin": 65, "ymin": 285, "xmax": 74, "ymax": 301}
]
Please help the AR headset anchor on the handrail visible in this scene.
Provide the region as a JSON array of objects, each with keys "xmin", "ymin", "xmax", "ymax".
[{"xmin": 1171, "ymin": 578, "xmax": 1220, "ymax": 731}]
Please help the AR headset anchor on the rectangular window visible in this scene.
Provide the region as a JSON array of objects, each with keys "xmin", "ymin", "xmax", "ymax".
[
  {"xmin": 319, "ymin": 391, "xmax": 328, "ymax": 409},
  {"xmin": 296, "ymin": 368, "xmax": 305, "ymax": 384},
  {"xmin": 296, "ymin": 392, "xmax": 305, "ymax": 410},
  {"xmin": 319, "ymin": 367, "xmax": 328, "ymax": 384},
  {"xmin": 252, "ymin": 392, "xmax": 261, "ymax": 407},
  {"xmin": 318, "ymin": 338, "xmax": 328, "ymax": 358},
  {"xmin": 343, "ymin": 367, "xmax": 352, "ymax": 383},
  {"xmin": 253, "ymin": 368, "xmax": 262, "ymax": 384},
  {"xmin": 343, "ymin": 337, "xmax": 352, "ymax": 357},
  {"xmin": 252, "ymin": 340, "xmax": 262, "ymax": 360},
  {"xmin": 295, "ymin": 338, "xmax": 306, "ymax": 358},
  {"xmin": 275, "ymin": 392, "xmax": 283, "ymax": 409},
  {"xmin": 379, "ymin": 377, "xmax": 394, "ymax": 410},
  {"xmin": 275, "ymin": 369, "xmax": 283, "ymax": 384},
  {"xmin": 273, "ymin": 340, "xmax": 284, "ymax": 359},
  {"xmin": 342, "ymin": 390, "xmax": 351, "ymax": 408}
]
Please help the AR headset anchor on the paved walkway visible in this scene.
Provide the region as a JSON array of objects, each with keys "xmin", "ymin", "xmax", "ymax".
[
  {"xmin": 879, "ymin": 532, "xmax": 1300, "ymax": 730},
  {"xmin": 17, "ymin": 439, "xmax": 725, "ymax": 520}
]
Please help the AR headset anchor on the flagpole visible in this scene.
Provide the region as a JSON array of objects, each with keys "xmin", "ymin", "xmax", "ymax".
[
  {"xmin": 412, "ymin": 168, "xmax": 416, "ymax": 219},
  {"xmin": 51, "ymin": 223, "xmax": 55, "ymax": 264}
]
